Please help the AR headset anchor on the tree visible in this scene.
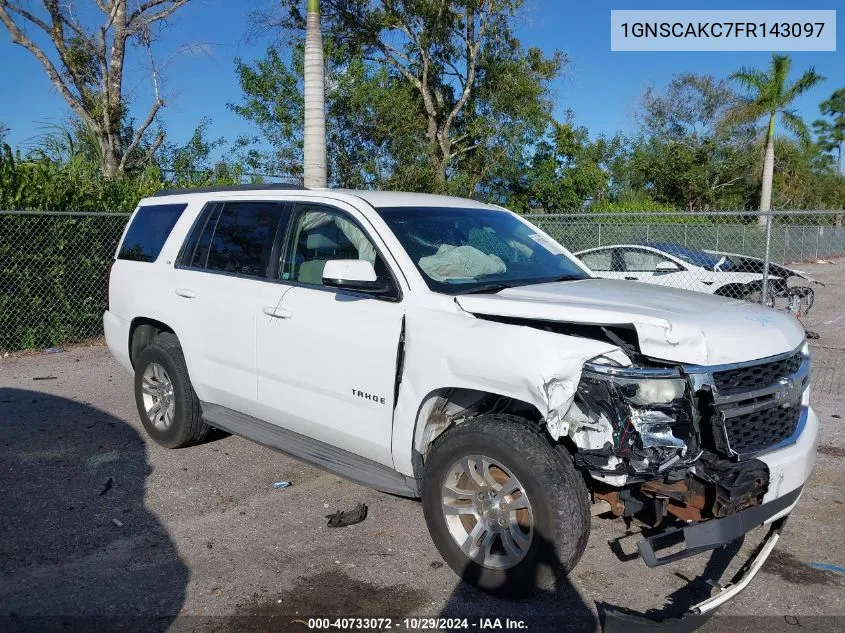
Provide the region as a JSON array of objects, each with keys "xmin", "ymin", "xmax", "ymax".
[
  {"xmin": 230, "ymin": 44, "xmax": 408, "ymax": 187},
  {"xmin": 0, "ymin": 121, "xmax": 8, "ymax": 145},
  {"xmin": 257, "ymin": 0, "xmax": 564, "ymax": 193},
  {"xmin": 506, "ymin": 122, "xmax": 618, "ymax": 212},
  {"xmin": 728, "ymin": 54, "xmax": 824, "ymax": 218},
  {"xmin": 302, "ymin": 0, "xmax": 326, "ymax": 187},
  {"xmin": 0, "ymin": 0, "xmax": 193, "ymax": 179},
  {"xmin": 813, "ymin": 88, "xmax": 845, "ymax": 178},
  {"xmin": 627, "ymin": 74, "xmax": 757, "ymax": 210}
]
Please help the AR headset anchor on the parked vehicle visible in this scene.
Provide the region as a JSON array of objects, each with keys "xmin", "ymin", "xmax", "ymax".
[
  {"xmin": 105, "ymin": 186, "xmax": 816, "ymax": 613},
  {"xmin": 701, "ymin": 249, "xmax": 824, "ymax": 319},
  {"xmin": 575, "ymin": 242, "xmax": 779, "ymax": 302}
]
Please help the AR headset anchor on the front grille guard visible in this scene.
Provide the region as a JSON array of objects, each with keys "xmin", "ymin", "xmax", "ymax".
[{"xmin": 684, "ymin": 344, "xmax": 810, "ymax": 460}]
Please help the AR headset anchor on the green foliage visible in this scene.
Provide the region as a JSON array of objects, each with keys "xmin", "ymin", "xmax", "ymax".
[
  {"xmin": 238, "ymin": 0, "xmax": 563, "ymax": 196},
  {"xmin": 729, "ymin": 54, "xmax": 824, "ymax": 143},
  {"xmin": 502, "ymin": 123, "xmax": 617, "ymax": 212},
  {"xmin": 0, "ymin": 120, "xmax": 249, "ymax": 350},
  {"xmin": 814, "ymin": 88, "xmax": 845, "ymax": 176}
]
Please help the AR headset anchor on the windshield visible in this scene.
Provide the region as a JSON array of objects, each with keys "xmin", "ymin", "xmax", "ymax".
[
  {"xmin": 376, "ymin": 206, "xmax": 589, "ymax": 294},
  {"xmin": 644, "ymin": 242, "xmax": 733, "ymax": 270}
]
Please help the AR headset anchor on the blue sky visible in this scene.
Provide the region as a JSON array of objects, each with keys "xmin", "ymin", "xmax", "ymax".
[{"xmin": 0, "ymin": 0, "xmax": 842, "ymax": 155}]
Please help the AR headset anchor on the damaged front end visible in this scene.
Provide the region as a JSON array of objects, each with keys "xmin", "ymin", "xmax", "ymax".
[
  {"xmin": 565, "ymin": 359, "xmax": 702, "ymax": 485},
  {"xmin": 562, "ymin": 354, "xmax": 776, "ymax": 558}
]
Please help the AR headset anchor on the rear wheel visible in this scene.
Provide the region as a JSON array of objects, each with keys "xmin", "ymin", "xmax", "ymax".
[
  {"xmin": 421, "ymin": 415, "xmax": 590, "ymax": 598},
  {"xmin": 133, "ymin": 333, "xmax": 210, "ymax": 448},
  {"xmin": 742, "ymin": 284, "xmax": 775, "ymax": 308}
]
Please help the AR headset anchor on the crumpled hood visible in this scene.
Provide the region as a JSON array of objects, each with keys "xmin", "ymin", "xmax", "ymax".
[{"xmin": 455, "ymin": 278, "xmax": 805, "ymax": 366}]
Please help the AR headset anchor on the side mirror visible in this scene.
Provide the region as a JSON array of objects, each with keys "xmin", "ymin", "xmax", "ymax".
[
  {"xmin": 654, "ymin": 261, "xmax": 681, "ymax": 274},
  {"xmin": 323, "ymin": 259, "xmax": 393, "ymax": 294}
]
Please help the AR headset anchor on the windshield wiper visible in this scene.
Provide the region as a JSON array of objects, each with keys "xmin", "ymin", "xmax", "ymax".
[
  {"xmin": 458, "ymin": 275, "xmax": 584, "ymax": 295},
  {"xmin": 542, "ymin": 275, "xmax": 584, "ymax": 283},
  {"xmin": 457, "ymin": 282, "xmax": 517, "ymax": 295}
]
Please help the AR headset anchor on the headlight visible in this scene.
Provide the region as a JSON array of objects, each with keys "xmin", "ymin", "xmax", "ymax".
[
  {"xmin": 574, "ymin": 358, "xmax": 699, "ymax": 475},
  {"xmin": 582, "ymin": 361, "xmax": 687, "ymax": 406},
  {"xmin": 607, "ymin": 376, "xmax": 687, "ymax": 406}
]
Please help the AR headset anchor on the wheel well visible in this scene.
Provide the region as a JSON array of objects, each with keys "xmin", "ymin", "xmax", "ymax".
[
  {"xmin": 411, "ymin": 388, "xmax": 543, "ymax": 478},
  {"xmin": 714, "ymin": 282, "xmax": 754, "ymax": 299},
  {"xmin": 129, "ymin": 318, "xmax": 176, "ymax": 368}
]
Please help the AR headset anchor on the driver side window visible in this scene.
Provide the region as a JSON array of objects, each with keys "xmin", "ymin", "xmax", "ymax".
[
  {"xmin": 622, "ymin": 248, "xmax": 674, "ymax": 272},
  {"xmin": 281, "ymin": 204, "xmax": 393, "ymax": 291}
]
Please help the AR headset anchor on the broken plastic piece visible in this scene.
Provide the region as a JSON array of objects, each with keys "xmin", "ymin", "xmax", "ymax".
[
  {"xmin": 99, "ymin": 477, "xmax": 113, "ymax": 496},
  {"xmin": 325, "ymin": 503, "xmax": 368, "ymax": 528},
  {"xmin": 273, "ymin": 481, "xmax": 292, "ymax": 489},
  {"xmin": 44, "ymin": 347, "xmax": 65, "ymax": 354}
]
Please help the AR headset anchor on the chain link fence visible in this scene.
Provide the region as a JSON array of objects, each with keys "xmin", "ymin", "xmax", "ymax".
[
  {"xmin": 0, "ymin": 211, "xmax": 129, "ymax": 351},
  {"xmin": 528, "ymin": 210, "xmax": 845, "ymax": 316},
  {"xmin": 1, "ymin": 208, "xmax": 843, "ymax": 351}
]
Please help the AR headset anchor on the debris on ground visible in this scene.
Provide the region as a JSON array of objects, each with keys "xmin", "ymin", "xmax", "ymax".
[
  {"xmin": 99, "ymin": 477, "xmax": 113, "ymax": 496},
  {"xmin": 326, "ymin": 503, "xmax": 368, "ymax": 528},
  {"xmin": 111, "ymin": 518, "xmax": 124, "ymax": 527},
  {"xmin": 809, "ymin": 562, "xmax": 845, "ymax": 575},
  {"xmin": 43, "ymin": 347, "xmax": 65, "ymax": 355},
  {"xmin": 430, "ymin": 561, "xmax": 444, "ymax": 570},
  {"xmin": 32, "ymin": 376, "xmax": 57, "ymax": 381},
  {"xmin": 273, "ymin": 481, "xmax": 292, "ymax": 489},
  {"xmin": 88, "ymin": 450, "xmax": 119, "ymax": 469}
]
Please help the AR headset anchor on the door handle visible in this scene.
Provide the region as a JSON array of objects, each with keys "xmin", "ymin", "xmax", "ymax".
[
  {"xmin": 175, "ymin": 288, "xmax": 197, "ymax": 298},
  {"xmin": 263, "ymin": 306, "xmax": 293, "ymax": 319}
]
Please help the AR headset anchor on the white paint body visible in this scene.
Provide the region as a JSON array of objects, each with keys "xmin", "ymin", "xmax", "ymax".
[{"xmin": 104, "ymin": 189, "xmax": 816, "ymax": 512}]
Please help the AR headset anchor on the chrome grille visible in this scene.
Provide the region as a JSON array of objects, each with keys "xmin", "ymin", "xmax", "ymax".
[
  {"xmin": 722, "ymin": 404, "xmax": 802, "ymax": 455},
  {"xmin": 688, "ymin": 346, "xmax": 809, "ymax": 459},
  {"xmin": 712, "ymin": 350, "xmax": 803, "ymax": 396}
]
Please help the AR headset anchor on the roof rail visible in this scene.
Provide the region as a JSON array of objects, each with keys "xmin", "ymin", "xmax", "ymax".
[{"xmin": 152, "ymin": 183, "xmax": 306, "ymax": 197}]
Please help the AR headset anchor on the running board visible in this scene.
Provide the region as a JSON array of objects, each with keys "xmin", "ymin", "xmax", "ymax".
[{"xmin": 200, "ymin": 402, "xmax": 419, "ymax": 498}]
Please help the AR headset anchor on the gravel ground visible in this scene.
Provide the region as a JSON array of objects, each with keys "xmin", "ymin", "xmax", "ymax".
[{"xmin": 1, "ymin": 260, "xmax": 844, "ymax": 633}]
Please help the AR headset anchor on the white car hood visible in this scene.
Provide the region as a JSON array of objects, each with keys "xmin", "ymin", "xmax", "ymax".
[{"xmin": 455, "ymin": 278, "xmax": 805, "ymax": 366}]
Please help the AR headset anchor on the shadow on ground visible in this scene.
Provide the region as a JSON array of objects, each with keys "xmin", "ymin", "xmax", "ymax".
[
  {"xmin": 438, "ymin": 532, "xmax": 598, "ymax": 633},
  {"xmin": 0, "ymin": 388, "xmax": 188, "ymax": 631}
]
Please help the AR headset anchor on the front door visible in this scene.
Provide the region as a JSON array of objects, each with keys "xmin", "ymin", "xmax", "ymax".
[{"xmin": 255, "ymin": 202, "xmax": 405, "ymax": 466}]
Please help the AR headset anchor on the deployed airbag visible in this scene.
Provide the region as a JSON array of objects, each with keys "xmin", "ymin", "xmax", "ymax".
[{"xmin": 419, "ymin": 244, "xmax": 506, "ymax": 282}]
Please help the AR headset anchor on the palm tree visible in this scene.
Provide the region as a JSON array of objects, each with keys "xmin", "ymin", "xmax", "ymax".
[
  {"xmin": 303, "ymin": 0, "xmax": 327, "ymax": 188},
  {"xmin": 728, "ymin": 54, "xmax": 824, "ymax": 221}
]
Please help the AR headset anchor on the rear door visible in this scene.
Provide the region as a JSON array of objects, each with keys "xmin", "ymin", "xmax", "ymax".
[
  {"xmin": 168, "ymin": 200, "xmax": 289, "ymax": 415},
  {"xmin": 254, "ymin": 201, "xmax": 405, "ymax": 466}
]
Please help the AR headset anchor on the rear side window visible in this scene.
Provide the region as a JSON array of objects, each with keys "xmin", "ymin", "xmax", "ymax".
[
  {"xmin": 180, "ymin": 201, "xmax": 286, "ymax": 278},
  {"xmin": 118, "ymin": 203, "xmax": 187, "ymax": 262}
]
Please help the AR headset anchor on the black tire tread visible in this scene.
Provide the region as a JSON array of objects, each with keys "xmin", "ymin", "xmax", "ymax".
[
  {"xmin": 422, "ymin": 414, "xmax": 590, "ymax": 597},
  {"xmin": 134, "ymin": 333, "xmax": 209, "ymax": 448}
]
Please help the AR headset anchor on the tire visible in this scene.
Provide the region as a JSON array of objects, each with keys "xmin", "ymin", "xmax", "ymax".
[
  {"xmin": 741, "ymin": 284, "xmax": 774, "ymax": 308},
  {"xmin": 422, "ymin": 414, "xmax": 590, "ymax": 598},
  {"xmin": 133, "ymin": 333, "xmax": 210, "ymax": 448}
]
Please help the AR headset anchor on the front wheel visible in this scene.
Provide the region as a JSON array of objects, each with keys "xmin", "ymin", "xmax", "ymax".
[{"xmin": 421, "ymin": 415, "xmax": 590, "ymax": 598}]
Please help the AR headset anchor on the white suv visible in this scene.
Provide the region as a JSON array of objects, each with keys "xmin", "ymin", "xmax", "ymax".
[{"xmin": 105, "ymin": 186, "xmax": 817, "ymax": 610}]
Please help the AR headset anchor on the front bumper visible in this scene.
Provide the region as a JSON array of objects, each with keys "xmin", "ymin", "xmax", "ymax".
[
  {"xmin": 638, "ymin": 485, "xmax": 801, "ymax": 568},
  {"xmin": 634, "ymin": 405, "xmax": 818, "ymax": 615}
]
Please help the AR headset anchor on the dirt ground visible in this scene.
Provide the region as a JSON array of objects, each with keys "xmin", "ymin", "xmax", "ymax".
[{"xmin": 1, "ymin": 259, "xmax": 844, "ymax": 633}]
